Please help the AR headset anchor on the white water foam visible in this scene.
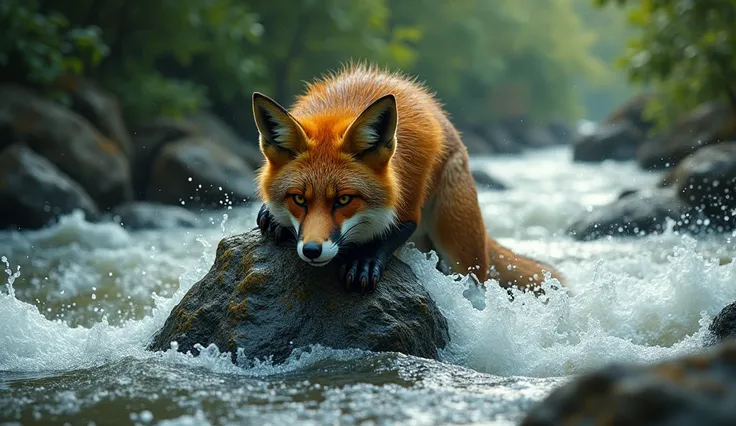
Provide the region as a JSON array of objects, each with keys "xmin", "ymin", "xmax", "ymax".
[{"xmin": 0, "ymin": 148, "xmax": 734, "ymax": 380}]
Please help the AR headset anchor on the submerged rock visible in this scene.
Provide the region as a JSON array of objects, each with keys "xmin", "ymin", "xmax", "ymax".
[
  {"xmin": 521, "ymin": 340, "xmax": 736, "ymax": 426},
  {"xmin": 566, "ymin": 189, "xmax": 702, "ymax": 241},
  {"xmin": 0, "ymin": 144, "xmax": 99, "ymax": 229},
  {"xmin": 661, "ymin": 142, "xmax": 736, "ymax": 231},
  {"xmin": 145, "ymin": 137, "xmax": 257, "ymax": 208},
  {"xmin": 572, "ymin": 121, "xmax": 643, "ymax": 163},
  {"xmin": 0, "ymin": 84, "xmax": 131, "ymax": 208},
  {"xmin": 638, "ymin": 100, "xmax": 736, "ymax": 169},
  {"xmin": 110, "ymin": 202, "xmax": 200, "ymax": 230},
  {"xmin": 148, "ymin": 230, "xmax": 450, "ymax": 363},
  {"xmin": 707, "ymin": 301, "xmax": 736, "ymax": 346}
]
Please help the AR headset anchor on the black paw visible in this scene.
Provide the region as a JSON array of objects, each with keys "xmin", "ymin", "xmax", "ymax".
[
  {"xmin": 339, "ymin": 256, "xmax": 385, "ymax": 293},
  {"xmin": 256, "ymin": 204, "xmax": 294, "ymax": 243}
]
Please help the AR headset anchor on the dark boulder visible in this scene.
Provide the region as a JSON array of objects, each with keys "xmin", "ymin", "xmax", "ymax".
[
  {"xmin": 471, "ymin": 169, "xmax": 509, "ymax": 191},
  {"xmin": 110, "ymin": 202, "xmax": 201, "ymax": 230},
  {"xmin": 66, "ymin": 78, "xmax": 133, "ymax": 159},
  {"xmin": 573, "ymin": 121, "xmax": 643, "ymax": 163},
  {"xmin": 145, "ymin": 137, "xmax": 257, "ymax": 208},
  {"xmin": 148, "ymin": 230, "xmax": 450, "ymax": 363},
  {"xmin": 0, "ymin": 84, "xmax": 131, "ymax": 208},
  {"xmin": 187, "ymin": 111, "xmax": 263, "ymax": 169},
  {"xmin": 706, "ymin": 301, "xmax": 736, "ymax": 347},
  {"xmin": 521, "ymin": 340, "xmax": 736, "ymax": 426},
  {"xmin": 131, "ymin": 117, "xmax": 198, "ymax": 198},
  {"xmin": 462, "ymin": 130, "xmax": 495, "ymax": 155},
  {"xmin": 566, "ymin": 189, "xmax": 702, "ymax": 241},
  {"xmin": 0, "ymin": 144, "xmax": 99, "ymax": 229},
  {"xmin": 484, "ymin": 124, "xmax": 523, "ymax": 154},
  {"xmin": 660, "ymin": 142, "xmax": 736, "ymax": 231},
  {"xmin": 602, "ymin": 92, "xmax": 658, "ymax": 135},
  {"xmin": 546, "ymin": 121, "xmax": 577, "ymax": 145},
  {"xmin": 638, "ymin": 101, "xmax": 736, "ymax": 169}
]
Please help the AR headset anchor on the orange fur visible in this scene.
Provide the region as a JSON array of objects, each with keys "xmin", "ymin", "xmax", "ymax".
[{"xmin": 255, "ymin": 63, "xmax": 564, "ymax": 291}]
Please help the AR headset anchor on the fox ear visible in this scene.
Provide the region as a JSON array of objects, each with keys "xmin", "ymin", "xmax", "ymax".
[
  {"xmin": 342, "ymin": 94, "xmax": 398, "ymax": 170},
  {"xmin": 252, "ymin": 92, "xmax": 308, "ymax": 165}
]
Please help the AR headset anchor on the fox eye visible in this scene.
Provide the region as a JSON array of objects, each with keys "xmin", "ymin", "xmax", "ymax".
[
  {"xmin": 293, "ymin": 194, "xmax": 306, "ymax": 206},
  {"xmin": 336, "ymin": 195, "xmax": 353, "ymax": 207}
]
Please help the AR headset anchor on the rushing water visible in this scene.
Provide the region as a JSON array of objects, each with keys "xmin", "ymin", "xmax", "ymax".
[{"xmin": 1, "ymin": 147, "xmax": 735, "ymax": 425}]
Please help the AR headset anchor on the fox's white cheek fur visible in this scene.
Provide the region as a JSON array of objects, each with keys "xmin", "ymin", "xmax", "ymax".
[{"xmin": 340, "ymin": 208, "xmax": 397, "ymax": 244}]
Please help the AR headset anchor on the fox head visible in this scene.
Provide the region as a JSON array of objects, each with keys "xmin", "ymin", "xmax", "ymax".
[{"xmin": 252, "ymin": 92, "xmax": 399, "ymax": 266}]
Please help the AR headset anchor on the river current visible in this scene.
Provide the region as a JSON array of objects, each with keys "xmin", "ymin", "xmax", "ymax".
[{"xmin": 1, "ymin": 147, "xmax": 735, "ymax": 425}]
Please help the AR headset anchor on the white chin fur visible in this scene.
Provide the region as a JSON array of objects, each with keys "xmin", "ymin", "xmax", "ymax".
[
  {"xmin": 339, "ymin": 208, "xmax": 397, "ymax": 244},
  {"xmin": 297, "ymin": 240, "xmax": 339, "ymax": 266}
]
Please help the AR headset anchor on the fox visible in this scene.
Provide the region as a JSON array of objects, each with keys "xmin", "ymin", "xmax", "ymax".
[{"xmin": 252, "ymin": 63, "xmax": 564, "ymax": 293}]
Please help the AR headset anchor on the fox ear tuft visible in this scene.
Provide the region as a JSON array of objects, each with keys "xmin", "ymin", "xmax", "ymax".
[
  {"xmin": 342, "ymin": 94, "xmax": 397, "ymax": 170},
  {"xmin": 252, "ymin": 92, "xmax": 308, "ymax": 165}
]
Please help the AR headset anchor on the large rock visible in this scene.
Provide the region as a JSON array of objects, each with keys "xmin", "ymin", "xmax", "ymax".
[
  {"xmin": 148, "ymin": 230, "xmax": 450, "ymax": 363},
  {"xmin": 187, "ymin": 111, "xmax": 263, "ymax": 169},
  {"xmin": 132, "ymin": 113, "xmax": 264, "ymax": 199},
  {"xmin": 484, "ymin": 124, "xmax": 523, "ymax": 154},
  {"xmin": 602, "ymin": 92, "xmax": 657, "ymax": 135},
  {"xmin": 131, "ymin": 117, "xmax": 198, "ymax": 198},
  {"xmin": 661, "ymin": 143, "xmax": 736, "ymax": 231},
  {"xmin": 546, "ymin": 121, "xmax": 577, "ymax": 145},
  {"xmin": 471, "ymin": 169, "xmax": 509, "ymax": 191},
  {"xmin": 638, "ymin": 101, "xmax": 736, "ymax": 169},
  {"xmin": 66, "ymin": 79, "xmax": 133, "ymax": 159},
  {"xmin": 0, "ymin": 144, "xmax": 99, "ymax": 229},
  {"xmin": 461, "ymin": 130, "xmax": 495, "ymax": 155},
  {"xmin": 521, "ymin": 340, "xmax": 736, "ymax": 426},
  {"xmin": 110, "ymin": 202, "xmax": 201, "ymax": 230},
  {"xmin": 707, "ymin": 301, "xmax": 736, "ymax": 346},
  {"xmin": 145, "ymin": 137, "xmax": 257, "ymax": 208},
  {"xmin": 573, "ymin": 121, "xmax": 643, "ymax": 163},
  {"xmin": 566, "ymin": 189, "xmax": 702, "ymax": 241},
  {"xmin": 0, "ymin": 85, "xmax": 131, "ymax": 208}
]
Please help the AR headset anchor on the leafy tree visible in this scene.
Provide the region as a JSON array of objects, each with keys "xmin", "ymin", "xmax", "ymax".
[
  {"xmin": 0, "ymin": 0, "xmax": 107, "ymax": 98},
  {"xmin": 595, "ymin": 0, "xmax": 736, "ymax": 126}
]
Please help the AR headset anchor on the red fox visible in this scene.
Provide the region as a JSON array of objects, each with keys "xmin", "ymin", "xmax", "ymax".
[{"xmin": 252, "ymin": 64, "xmax": 564, "ymax": 293}]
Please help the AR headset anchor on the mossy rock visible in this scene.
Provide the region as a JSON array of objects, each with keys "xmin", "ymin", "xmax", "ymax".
[{"xmin": 148, "ymin": 230, "xmax": 450, "ymax": 363}]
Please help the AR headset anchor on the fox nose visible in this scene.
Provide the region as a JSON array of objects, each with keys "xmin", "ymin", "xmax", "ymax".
[{"xmin": 301, "ymin": 242, "xmax": 322, "ymax": 260}]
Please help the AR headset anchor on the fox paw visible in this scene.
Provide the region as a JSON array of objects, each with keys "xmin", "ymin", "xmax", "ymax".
[
  {"xmin": 256, "ymin": 204, "xmax": 293, "ymax": 243},
  {"xmin": 339, "ymin": 256, "xmax": 385, "ymax": 293}
]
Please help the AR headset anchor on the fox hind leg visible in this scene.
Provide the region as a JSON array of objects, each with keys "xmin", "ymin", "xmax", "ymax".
[{"xmin": 425, "ymin": 152, "xmax": 491, "ymax": 282}]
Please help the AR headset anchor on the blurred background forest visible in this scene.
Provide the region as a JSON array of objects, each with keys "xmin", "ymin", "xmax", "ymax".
[
  {"xmin": 1, "ymin": 0, "xmax": 643, "ymax": 135},
  {"xmin": 2, "ymin": 0, "xmax": 736, "ymax": 228}
]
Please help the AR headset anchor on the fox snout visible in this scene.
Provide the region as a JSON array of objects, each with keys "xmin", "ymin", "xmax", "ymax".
[{"xmin": 296, "ymin": 239, "xmax": 339, "ymax": 266}]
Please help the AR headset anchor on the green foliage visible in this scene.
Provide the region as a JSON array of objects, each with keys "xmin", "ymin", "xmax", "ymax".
[
  {"xmin": 0, "ymin": 0, "xmax": 107, "ymax": 90},
  {"xmin": 596, "ymin": 0, "xmax": 736, "ymax": 127},
  {"xmin": 2, "ymin": 0, "xmax": 637, "ymax": 129}
]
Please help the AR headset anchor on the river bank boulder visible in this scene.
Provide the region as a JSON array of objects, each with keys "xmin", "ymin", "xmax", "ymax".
[
  {"xmin": 566, "ymin": 189, "xmax": 703, "ymax": 241},
  {"xmin": 521, "ymin": 339, "xmax": 736, "ymax": 426},
  {"xmin": 660, "ymin": 142, "xmax": 736, "ymax": 231},
  {"xmin": 0, "ymin": 84, "xmax": 132, "ymax": 209},
  {"xmin": 572, "ymin": 121, "xmax": 644, "ymax": 163},
  {"xmin": 638, "ymin": 101, "xmax": 736, "ymax": 169},
  {"xmin": 0, "ymin": 144, "xmax": 100, "ymax": 229},
  {"xmin": 148, "ymin": 230, "xmax": 450, "ymax": 363},
  {"xmin": 110, "ymin": 202, "xmax": 201, "ymax": 230},
  {"xmin": 145, "ymin": 136, "xmax": 257, "ymax": 208}
]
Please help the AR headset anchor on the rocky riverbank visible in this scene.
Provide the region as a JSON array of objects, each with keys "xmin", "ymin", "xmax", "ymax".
[
  {"xmin": 569, "ymin": 95, "xmax": 736, "ymax": 241},
  {"xmin": 0, "ymin": 79, "xmax": 569, "ymax": 231}
]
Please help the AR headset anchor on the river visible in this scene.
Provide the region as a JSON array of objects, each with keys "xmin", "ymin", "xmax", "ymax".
[{"xmin": 1, "ymin": 147, "xmax": 735, "ymax": 425}]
